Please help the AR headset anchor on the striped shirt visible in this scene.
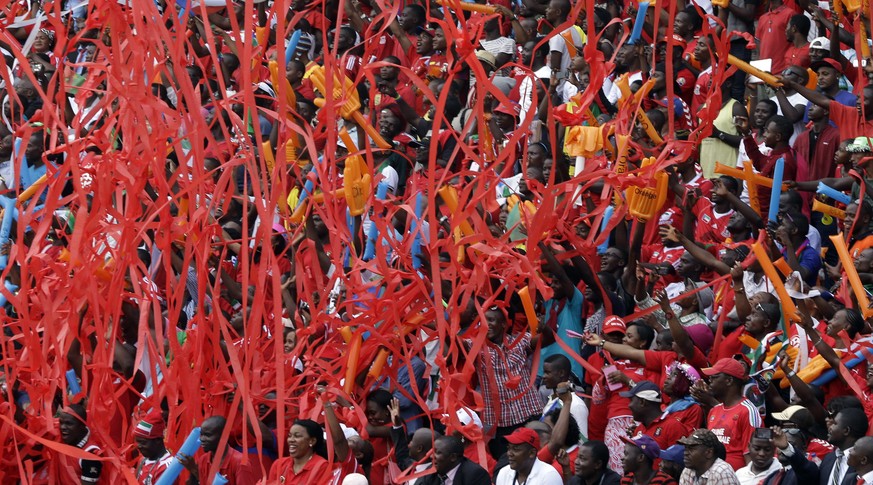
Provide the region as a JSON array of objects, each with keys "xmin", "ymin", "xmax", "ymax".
[{"xmin": 467, "ymin": 333, "xmax": 544, "ymax": 430}]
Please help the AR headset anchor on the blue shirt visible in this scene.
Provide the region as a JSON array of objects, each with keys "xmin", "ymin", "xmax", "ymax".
[
  {"xmin": 540, "ymin": 287, "xmax": 585, "ymax": 380},
  {"xmin": 781, "ymin": 238, "xmax": 821, "ymax": 286},
  {"xmin": 804, "ymin": 90, "xmax": 857, "ymax": 123}
]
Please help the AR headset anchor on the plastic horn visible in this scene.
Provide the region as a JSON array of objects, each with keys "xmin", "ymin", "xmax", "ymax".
[
  {"xmin": 436, "ymin": 186, "xmax": 474, "ymax": 236},
  {"xmin": 596, "ymin": 205, "xmax": 614, "ymax": 254},
  {"xmin": 155, "ymin": 427, "xmax": 202, "ymax": 485},
  {"xmin": 367, "ymin": 348, "xmax": 390, "ymax": 378},
  {"xmin": 17, "ymin": 174, "xmax": 47, "ymax": 203},
  {"xmin": 363, "ymin": 182, "xmax": 390, "ymax": 261},
  {"xmin": 831, "ymin": 232, "xmax": 873, "ymax": 317},
  {"xmin": 628, "ymin": 2, "xmax": 649, "ymax": 44},
  {"xmin": 714, "ymin": 162, "xmax": 775, "ymax": 188},
  {"xmin": 343, "ymin": 333, "xmax": 362, "ymax": 393},
  {"xmin": 813, "ymin": 199, "xmax": 846, "ymax": 219},
  {"xmin": 411, "ymin": 192, "xmax": 425, "ymax": 269},
  {"xmin": 518, "ymin": 286, "xmax": 538, "ymax": 333},
  {"xmin": 66, "ymin": 369, "xmax": 81, "ymax": 395},
  {"xmin": 816, "ymin": 181, "xmax": 851, "ymax": 205},
  {"xmin": 436, "ymin": 0, "xmax": 499, "ymax": 14},
  {"xmin": 285, "ymin": 29, "xmax": 302, "ymax": 64},
  {"xmin": 727, "ymin": 54, "xmax": 782, "ymax": 87},
  {"xmin": 751, "ymin": 242, "xmax": 799, "ymax": 321},
  {"xmin": 213, "ymin": 475, "xmax": 229, "ymax": 485},
  {"xmin": 767, "ymin": 157, "xmax": 784, "ymax": 222}
]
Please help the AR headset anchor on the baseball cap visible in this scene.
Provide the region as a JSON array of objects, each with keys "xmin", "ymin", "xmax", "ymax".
[
  {"xmin": 702, "ymin": 357, "xmax": 748, "ymax": 379},
  {"xmin": 619, "ymin": 380, "xmax": 662, "ymax": 402},
  {"xmin": 810, "ymin": 58, "xmax": 842, "ymax": 73},
  {"xmin": 848, "ymin": 136, "xmax": 873, "ymax": 153},
  {"xmin": 678, "ymin": 429, "xmax": 720, "ymax": 448},
  {"xmin": 494, "ymin": 102, "xmax": 521, "ymax": 118},
  {"xmin": 660, "ymin": 444, "xmax": 685, "ymax": 463},
  {"xmin": 505, "ymin": 427, "xmax": 541, "ymax": 449},
  {"xmin": 771, "ymin": 405, "xmax": 815, "ymax": 428},
  {"xmin": 621, "ymin": 434, "xmax": 662, "ymax": 461},
  {"xmin": 771, "ymin": 405, "xmax": 805, "ymax": 421},
  {"xmin": 809, "ymin": 37, "xmax": 831, "ymax": 50},
  {"xmin": 602, "ymin": 315, "xmax": 627, "ymax": 334}
]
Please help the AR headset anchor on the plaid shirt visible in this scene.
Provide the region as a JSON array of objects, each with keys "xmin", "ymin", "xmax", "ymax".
[
  {"xmin": 470, "ymin": 333, "xmax": 544, "ymax": 430},
  {"xmin": 679, "ymin": 458, "xmax": 741, "ymax": 485}
]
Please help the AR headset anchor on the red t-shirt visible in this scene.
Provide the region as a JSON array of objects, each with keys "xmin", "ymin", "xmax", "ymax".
[
  {"xmin": 539, "ymin": 444, "xmax": 579, "ymax": 476},
  {"xmin": 197, "ymin": 448, "xmax": 261, "ymax": 485},
  {"xmin": 692, "ymin": 197, "xmax": 733, "ymax": 244},
  {"xmin": 633, "ymin": 415, "xmax": 689, "ymax": 451},
  {"xmin": 692, "ymin": 68, "xmax": 713, "ymax": 115},
  {"xmin": 756, "ymin": 5, "xmax": 795, "ymax": 74},
  {"xmin": 831, "ymin": 102, "xmax": 873, "ymax": 139},
  {"xmin": 784, "ymin": 43, "xmax": 811, "ymax": 69},
  {"xmin": 667, "ymin": 404, "xmax": 705, "ymax": 436},
  {"xmin": 707, "ymin": 400, "xmax": 762, "ymax": 470},
  {"xmin": 268, "ymin": 455, "xmax": 331, "ymax": 483}
]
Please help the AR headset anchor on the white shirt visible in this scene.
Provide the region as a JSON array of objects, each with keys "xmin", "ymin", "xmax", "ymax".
[
  {"xmin": 542, "ymin": 392, "xmax": 590, "ymax": 440},
  {"xmin": 858, "ymin": 470, "xmax": 873, "ymax": 485},
  {"xmin": 442, "ymin": 462, "xmax": 461, "ymax": 485},
  {"xmin": 735, "ymin": 459, "xmax": 782, "ymax": 485},
  {"xmin": 407, "ymin": 462, "xmax": 433, "ymax": 485},
  {"xmin": 495, "ymin": 458, "xmax": 563, "ymax": 485},
  {"xmin": 828, "ymin": 448, "xmax": 852, "ymax": 485}
]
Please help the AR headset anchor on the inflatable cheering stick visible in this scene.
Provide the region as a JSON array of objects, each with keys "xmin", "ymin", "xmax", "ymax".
[
  {"xmin": 308, "ymin": 66, "xmax": 391, "ymax": 149},
  {"xmin": 155, "ymin": 427, "xmax": 202, "ymax": 485},
  {"xmin": 626, "ymin": 157, "xmax": 668, "ymax": 221},
  {"xmin": 436, "ymin": 0, "xmax": 498, "ymax": 13},
  {"xmin": 831, "ymin": 232, "xmax": 873, "ymax": 318},
  {"xmin": 518, "ymin": 286, "xmax": 538, "ymax": 333},
  {"xmin": 812, "ymin": 199, "xmax": 846, "ymax": 219},
  {"xmin": 728, "ymin": 55, "xmax": 782, "ymax": 87},
  {"xmin": 816, "ymin": 181, "xmax": 852, "ymax": 205}
]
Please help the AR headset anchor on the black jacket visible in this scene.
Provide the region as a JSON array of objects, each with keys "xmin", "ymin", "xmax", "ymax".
[{"xmin": 416, "ymin": 458, "xmax": 492, "ymax": 485}]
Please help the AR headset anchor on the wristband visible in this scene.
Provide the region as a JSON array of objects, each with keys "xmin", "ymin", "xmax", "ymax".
[
  {"xmin": 786, "ymin": 370, "xmax": 797, "ymax": 378},
  {"xmin": 664, "ymin": 311, "xmax": 675, "ymax": 320}
]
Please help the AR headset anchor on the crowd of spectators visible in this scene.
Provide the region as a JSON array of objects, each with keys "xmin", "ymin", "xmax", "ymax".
[{"xmin": 3, "ymin": 0, "xmax": 873, "ymax": 483}]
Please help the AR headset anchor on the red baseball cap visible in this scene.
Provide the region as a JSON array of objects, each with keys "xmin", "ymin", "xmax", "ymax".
[
  {"xmin": 602, "ymin": 315, "xmax": 627, "ymax": 335},
  {"xmin": 701, "ymin": 357, "xmax": 747, "ymax": 379},
  {"xmin": 505, "ymin": 427, "xmax": 540, "ymax": 449},
  {"xmin": 810, "ymin": 58, "xmax": 842, "ymax": 74}
]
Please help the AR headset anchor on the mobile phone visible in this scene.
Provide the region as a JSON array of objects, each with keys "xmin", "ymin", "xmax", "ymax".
[
  {"xmin": 603, "ymin": 365, "xmax": 623, "ymax": 391},
  {"xmin": 753, "ymin": 428, "xmax": 773, "ymax": 440}
]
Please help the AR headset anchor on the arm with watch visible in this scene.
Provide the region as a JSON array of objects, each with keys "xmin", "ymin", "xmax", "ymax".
[
  {"xmin": 582, "ymin": 333, "xmax": 648, "ymax": 366},
  {"xmin": 709, "ymin": 102, "xmax": 748, "ymax": 148},
  {"xmin": 774, "ymin": 350, "xmax": 829, "ymax": 424}
]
